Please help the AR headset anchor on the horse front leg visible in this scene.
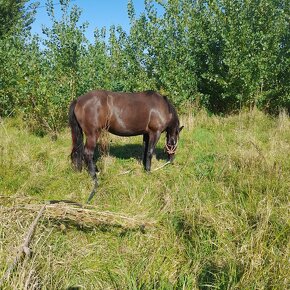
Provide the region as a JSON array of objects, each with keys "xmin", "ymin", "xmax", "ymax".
[
  {"xmin": 143, "ymin": 133, "xmax": 149, "ymax": 169},
  {"xmin": 145, "ymin": 131, "xmax": 161, "ymax": 171}
]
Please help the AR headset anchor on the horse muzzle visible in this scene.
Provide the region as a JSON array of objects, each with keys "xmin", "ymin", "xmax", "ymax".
[{"xmin": 165, "ymin": 143, "xmax": 177, "ymax": 162}]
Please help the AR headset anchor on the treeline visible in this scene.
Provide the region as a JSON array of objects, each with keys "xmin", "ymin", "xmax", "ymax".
[{"xmin": 0, "ymin": 0, "xmax": 289, "ymax": 133}]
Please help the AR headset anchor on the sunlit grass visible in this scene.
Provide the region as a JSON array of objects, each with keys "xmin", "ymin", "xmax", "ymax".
[{"xmin": 0, "ymin": 110, "xmax": 289, "ymax": 289}]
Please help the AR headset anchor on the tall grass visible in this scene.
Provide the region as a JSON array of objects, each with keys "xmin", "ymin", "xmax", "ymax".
[{"xmin": 0, "ymin": 110, "xmax": 289, "ymax": 289}]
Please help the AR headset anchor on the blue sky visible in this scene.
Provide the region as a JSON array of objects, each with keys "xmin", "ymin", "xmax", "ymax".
[{"xmin": 28, "ymin": 0, "xmax": 163, "ymax": 43}]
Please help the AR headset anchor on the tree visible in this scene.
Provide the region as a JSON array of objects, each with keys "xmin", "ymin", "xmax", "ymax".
[{"xmin": 0, "ymin": 0, "xmax": 38, "ymax": 117}]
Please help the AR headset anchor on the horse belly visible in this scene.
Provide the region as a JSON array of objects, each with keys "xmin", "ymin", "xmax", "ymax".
[{"xmin": 108, "ymin": 108, "xmax": 149, "ymax": 136}]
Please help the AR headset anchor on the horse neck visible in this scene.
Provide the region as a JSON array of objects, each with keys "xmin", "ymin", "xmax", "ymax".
[
  {"xmin": 167, "ymin": 114, "xmax": 179, "ymax": 134},
  {"xmin": 164, "ymin": 96, "xmax": 179, "ymax": 132}
]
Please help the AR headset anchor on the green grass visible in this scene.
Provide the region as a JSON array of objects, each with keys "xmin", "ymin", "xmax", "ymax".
[{"xmin": 0, "ymin": 110, "xmax": 289, "ymax": 289}]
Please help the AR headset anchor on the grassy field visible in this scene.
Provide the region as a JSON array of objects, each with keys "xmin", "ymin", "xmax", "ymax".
[{"xmin": 0, "ymin": 110, "xmax": 289, "ymax": 289}]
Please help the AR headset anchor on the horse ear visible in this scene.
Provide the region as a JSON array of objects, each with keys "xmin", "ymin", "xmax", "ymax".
[{"xmin": 179, "ymin": 126, "xmax": 184, "ymax": 132}]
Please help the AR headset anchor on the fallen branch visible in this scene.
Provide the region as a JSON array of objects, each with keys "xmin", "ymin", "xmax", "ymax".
[
  {"xmin": 45, "ymin": 204, "xmax": 152, "ymax": 230},
  {"xmin": 0, "ymin": 204, "xmax": 46, "ymax": 287},
  {"xmin": 1, "ymin": 202, "xmax": 155, "ymax": 231}
]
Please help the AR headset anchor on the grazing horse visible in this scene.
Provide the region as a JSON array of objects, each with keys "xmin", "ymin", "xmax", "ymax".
[{"xmin": 68, "ymin": 90, "xmax": 183, "ymax": 184}]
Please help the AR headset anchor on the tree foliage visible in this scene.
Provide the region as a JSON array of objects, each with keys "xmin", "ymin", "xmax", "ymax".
[
  {"xmin": 0, "ymin": 0, "xmax": 289, "ymax": 132},
  {"xmin": 0, "ymin": 0, "xmax": 38, "ymax": 38}
]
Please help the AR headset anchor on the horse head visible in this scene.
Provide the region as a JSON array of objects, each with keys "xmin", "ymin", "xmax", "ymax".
[{"xmin": 165, "ymin": 124, "xmax": 184, "ymax": 162}]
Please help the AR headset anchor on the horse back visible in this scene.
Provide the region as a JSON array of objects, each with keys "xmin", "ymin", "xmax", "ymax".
[{"xmin": 108, "ymin": 90, "xmax": 171, "ymax": 135}]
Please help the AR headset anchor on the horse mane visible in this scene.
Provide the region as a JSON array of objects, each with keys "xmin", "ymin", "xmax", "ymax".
[
  {"xmin": 144, "ymin": 91, "xmax": 179, "ymax": 127},
  {"xmin": 163, "ymin": 95, "xmax": 179, "ymax": 126}
]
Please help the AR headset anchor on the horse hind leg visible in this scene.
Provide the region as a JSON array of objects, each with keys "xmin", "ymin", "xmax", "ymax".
[
  {"xmin": 85, "ymin": 131, "xmax": 102, "ymax": 203},
  {"xmin": 84, "ymin": 133, "xmax": 98, "ymax": 180}
]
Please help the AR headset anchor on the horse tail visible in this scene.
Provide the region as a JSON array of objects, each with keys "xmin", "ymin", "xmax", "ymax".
[{"xmin": 69, "ymin": 100, "xmax": 84, "ymax": 171}]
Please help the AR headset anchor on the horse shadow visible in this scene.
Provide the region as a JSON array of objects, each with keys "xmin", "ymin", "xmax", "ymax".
[{"xmin": 94, "ymin": 143, "xmax": 167, "ymax": 162}]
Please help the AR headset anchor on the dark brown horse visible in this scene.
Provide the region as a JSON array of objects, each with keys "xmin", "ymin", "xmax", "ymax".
[{"xmin": 69, "ymin": 90, "xmax": 183, "ymax": 197}]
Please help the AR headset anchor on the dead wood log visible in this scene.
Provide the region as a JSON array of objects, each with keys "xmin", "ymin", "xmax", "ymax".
[{"xmin": 0, "ymin": 204, "xmax": 46, "ymax": 287}]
